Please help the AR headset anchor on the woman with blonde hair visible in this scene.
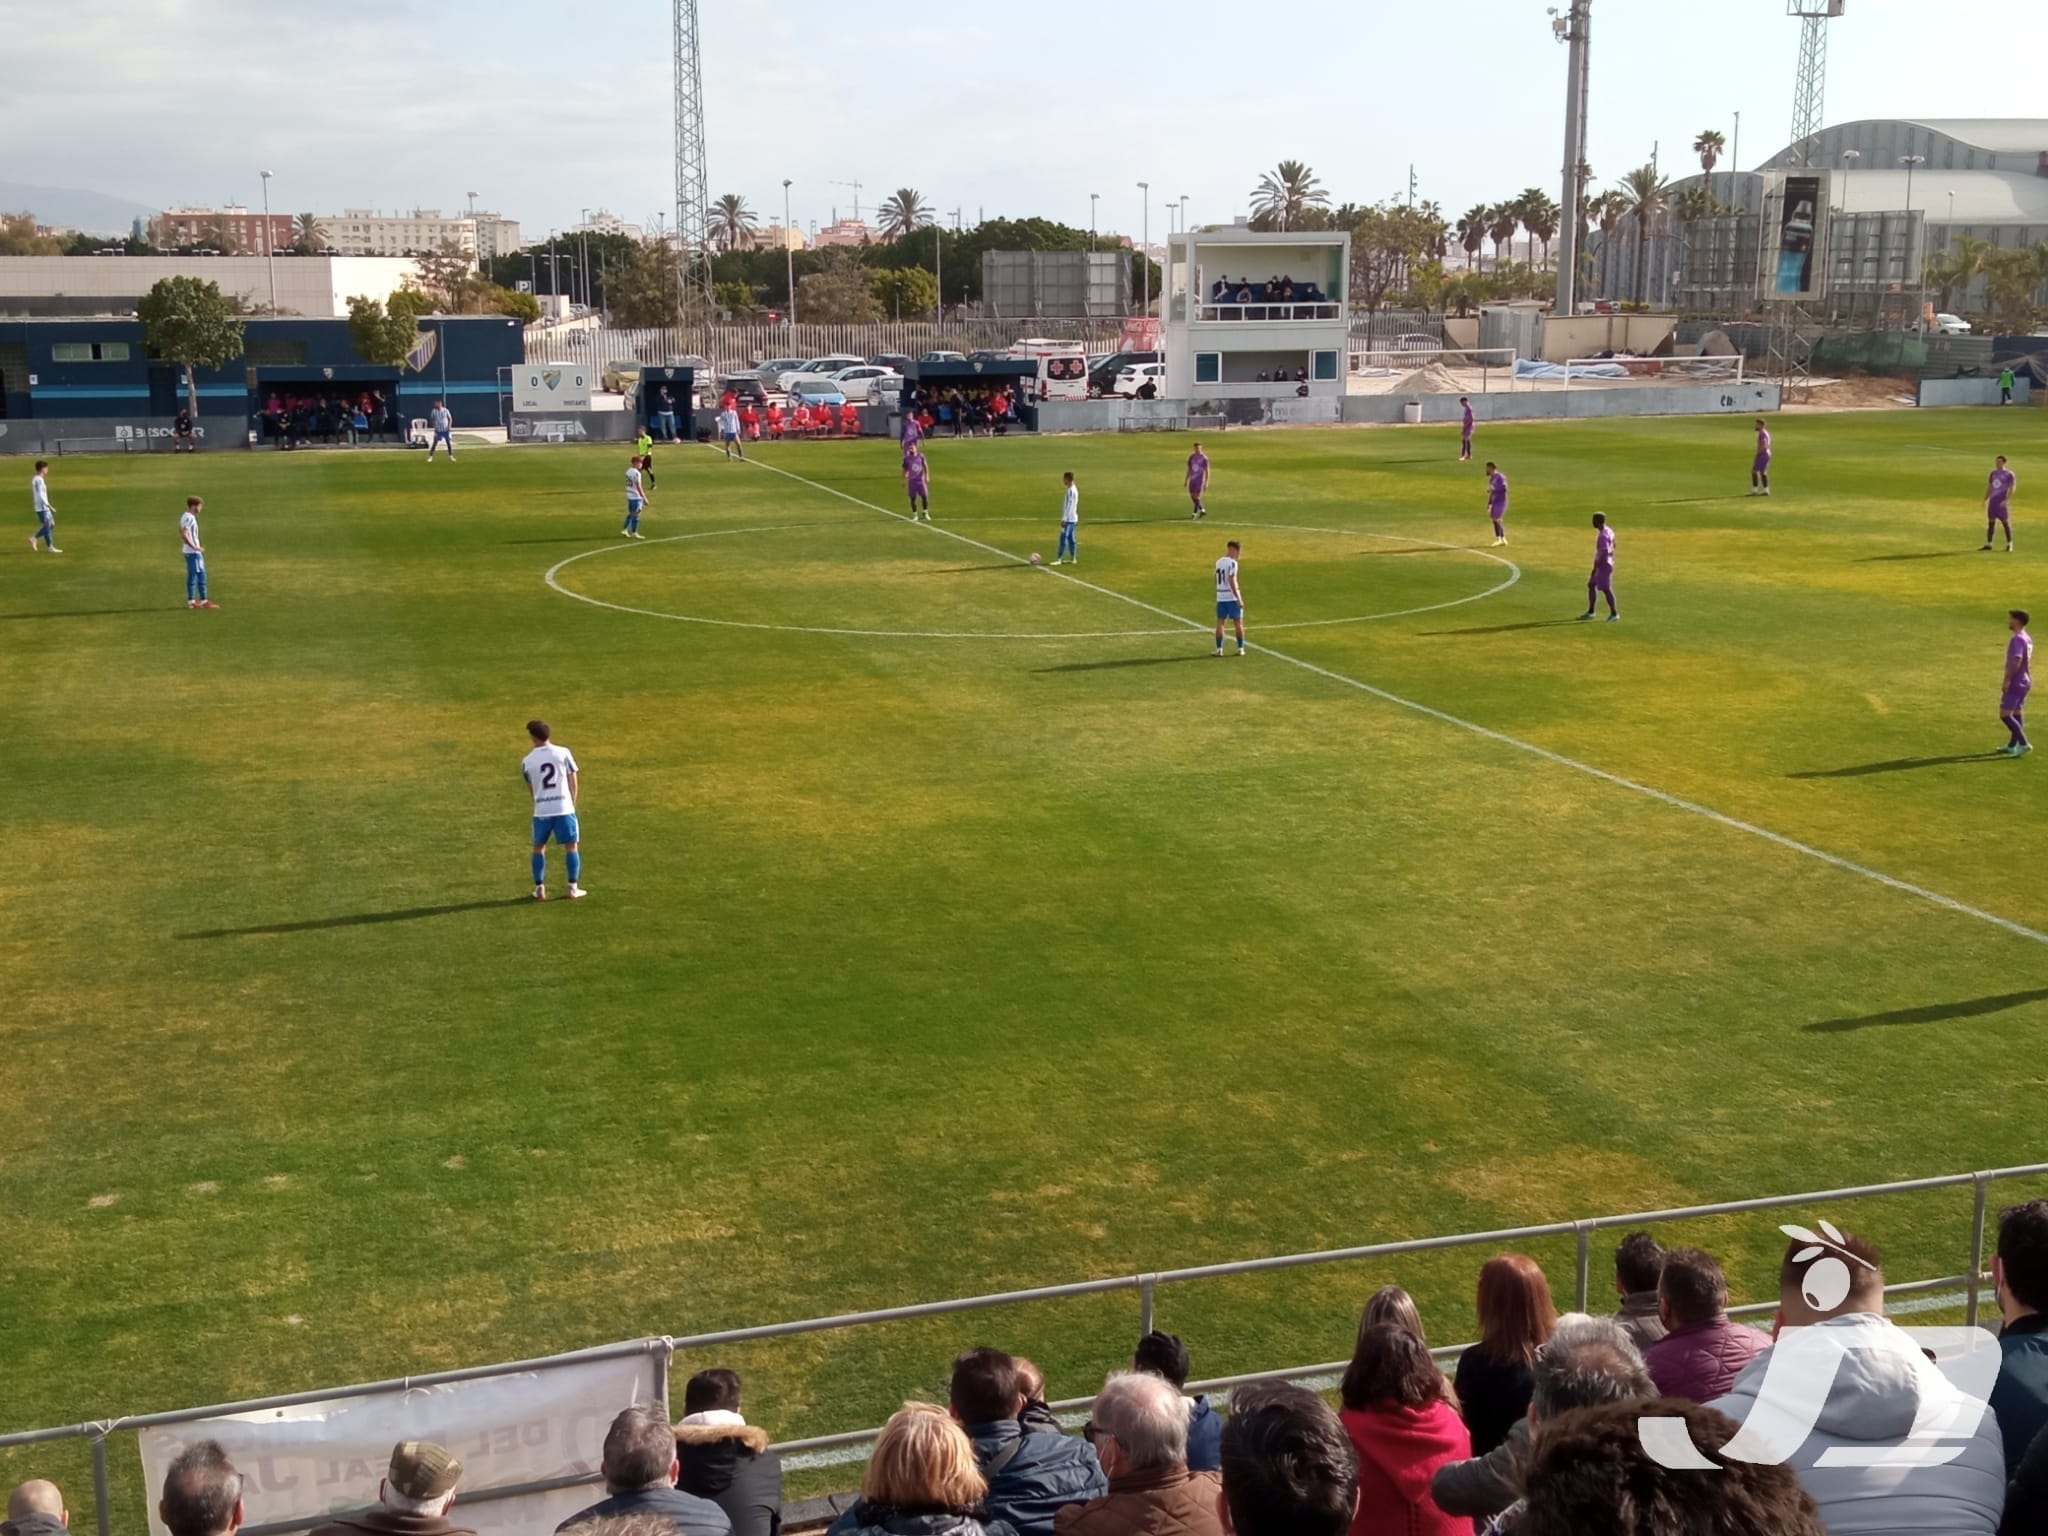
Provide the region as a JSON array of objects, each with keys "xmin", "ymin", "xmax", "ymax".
[{"xmin": 827, "ymin": 1403, "xmax": 1021, "ymax": 1536}]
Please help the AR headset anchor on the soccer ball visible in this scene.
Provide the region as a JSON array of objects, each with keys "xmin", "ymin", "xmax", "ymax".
[{"xmin": 1029, "ymin": 552, "xmax": 1042, "ymax": 565}]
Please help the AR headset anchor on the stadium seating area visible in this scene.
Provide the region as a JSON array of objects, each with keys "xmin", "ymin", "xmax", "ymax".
[{"xmin": 16, "ymin": 1211, "xmax": 2048, "ymax": 1536}]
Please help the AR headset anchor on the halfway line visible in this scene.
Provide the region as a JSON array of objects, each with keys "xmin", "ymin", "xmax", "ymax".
[{"xmin": 732, "ymin": 449, "xmax": 2048, "ymax": 951}]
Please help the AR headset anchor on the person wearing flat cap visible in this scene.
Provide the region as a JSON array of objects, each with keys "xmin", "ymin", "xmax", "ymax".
[{"xmin": 308, "ymin": 1442, "xmax": 473, "ymax": 1536}]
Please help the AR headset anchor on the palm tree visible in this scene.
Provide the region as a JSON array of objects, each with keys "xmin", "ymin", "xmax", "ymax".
[
  {"xmin": 1694, "ymin": 129, "xmax": 1729, "ymax": 216},
  {"xmin": 1249, "ymin": 160, "xmax": 1330, "ymax": 231},
  {"xmin": 292, "ymin": 213, "xmax": 326, "ymax": 254},
  {"xmin": 1515, "ymin": 189, "xmax": 1560, "ymax": 269},
  {"xmin": 1617, "ymin": 165, "xmax": 1671, "ymax": 305},
  {"xmin": 1457, "ymin": 204, "xmax": 1490, "ymax": 272},
  {"xmin": 876, "ymin": 188, "xmax": 933, "ymax": 240},
  {"xmin": 1486, "ymin": 203, "xmax": 1520, "ymax": 274},
  {"xmin": 709, "ymin": 194, "xmax": 758, "ymax": 252},
  {"xmin": 1589, "ymin": 190, "xmax": 1627, "ymax": 297},
  {"xmin": 1945, "ymin": 233, "xmax": 1991, "ymax": 312}
]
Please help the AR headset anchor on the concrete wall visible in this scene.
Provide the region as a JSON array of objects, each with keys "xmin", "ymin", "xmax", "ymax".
[
  {"xmin": 0, "ymin": 255, "xmax": 420, "ymax": 318},
  {"xmin": 1918, "ymin": 377, "xmax": 2034, "ymax": 407},
  {"xmin": 1035, "ymin": 380, "xmax": 1780, "ymax": 434},
  {"xmin": 1538, "ymin": 313, "xmax": 1678, "ymax": 362}
]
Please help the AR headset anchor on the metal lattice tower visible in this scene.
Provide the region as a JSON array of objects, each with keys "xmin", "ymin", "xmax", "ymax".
[
  {"xmin": 672, "ymin": 0, "xmax": 714, "ymax": 316},
  {"xmin": 1788, "ymin": 1, "xmax": 1844, "ymax": 167}
]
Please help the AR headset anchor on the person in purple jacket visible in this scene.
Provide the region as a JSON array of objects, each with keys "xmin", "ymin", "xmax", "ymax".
[
  {"xmin": 901, "ymin": 409, "xmax": 924, "ymax": 463},
  {"xmin": 1459, "ymin": 396, "xmax": 1475, "ymax": 462},
  {"xmin": 1186, "ymin": 441, "xmax": 1210, "ymax": 519},
  {"xmin": 1642, "ymin": 1247, "xmax": 1770, "ymax": 1403},
  {"xmin": 2002, "ymin": 608, "xmax": 2032, "ymax": 758},
  {"xmin": 1484, "ymin": 461, "xmax": 1508, "ymax": 546},
  {"xmin": 904, "ymin": 445, "xmax": 931, "ymax": 522},
  {"xmin": 1983, "ymin": 455, "xmax": 2015, "ymax": 552},
  {"xmin": 1580, "ymin": 512, "xmax": 1618, "ymax": 622},
  {"xmin": 1747, "ymin": 418, "xmax": 1773, "ymax": 497}
]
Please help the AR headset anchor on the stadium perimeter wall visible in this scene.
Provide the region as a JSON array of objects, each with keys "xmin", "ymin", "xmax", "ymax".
[
  {"xmin": 1918, "ymin": 377, "xmax": 2034, "ymax": 407},
  {"xmin": 1035, "ymin": 380, "xmax": 1781, "ymax": 433}
]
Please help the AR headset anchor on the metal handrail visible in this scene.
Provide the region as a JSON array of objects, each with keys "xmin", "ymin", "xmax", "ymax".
[{"xmin": 8, "ymin": 1161, "xmax": 2044, "ymax": 1536}]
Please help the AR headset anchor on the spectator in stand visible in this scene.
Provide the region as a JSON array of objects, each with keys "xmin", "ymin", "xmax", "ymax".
[
  {"xmin": 1014, "ymin": 1359, "xmax": 1063, "ymax": 1437},
  {"xmin": 1710, "ymin": 1230, "xmax": 2005, "ymax": 1534},
  {"xmin": 2005, "ymin": 1422, "xmax": 2048, "ymax": 1535},
  {"xmin": 159, "ymin": 1441, "xmax": 245, "ymax": 1536},
  {"xmin": 832, "ymin": 1402, "xmax": 1020, "ymax": 1536},
  {"xmin": 1517, "ymin": 1399, "xmax": 1825, "ymax": 1536},
  {"xmin": 1642, "ymin": 1247, "xmax": 1768, "ymax": 1402},
  {"xmin": 1992, "ymin": 1200, "xmax": 2048, "ymax": 1473},
  {"xmin": 1431, "ymin": 1313, "xmax": 1655, "ymax": 1528},
  {"xmin": 1233, "ymin": 282, "xmax": 1252, "ymax": 303},
  {"xmin": 1338, "ymin": 1324, "xmax": 1469, "ymax": 1536},
  {"xmin": 1357, "ymin": 1285, "xmax": 1456, "ymax": 1405},
  {"xmin": 839, "ymin": 400, "xmax": 860, "ymax": 436},
  {"xmin": 1215, "ymin": 1383, "xmax": 1357, "ymax": 1536},
  {"xmin": 674, "ymin": 1368, "xmax": 783, "ymax": 1536},
  {"xmin": 5, "ymin": 1480, "xmax": 70, "ymax": 1536},
  {"xmin": 1611, "ymin": 1232, "xmax": 1669, "ymax": 1352},
  {"xmin": 766, "ymin": 401, "xmax": 785, "ymax": 440},
  {"xmin": 941, "ymin": 1348, "xmax": 1105, "ymax": 1536},
  {"xmin": 1131, "ymin": 1331, "xmax": 1222, "ymax": 1472},
  {"xmin": 1454, "ymin": 1254, "xmax": 1556, "ymax": 1456},
  {"xmin": 308, "ymin": 1442, "xmax": 471, "ymax": 1536},
  {"xmin": 1057, "ymin": 1372, "xmax": 1220, "ymax": 1536},
  {"xmin": 559, "ymin": 1405, "xmax": 732, "ymax": 1536}
]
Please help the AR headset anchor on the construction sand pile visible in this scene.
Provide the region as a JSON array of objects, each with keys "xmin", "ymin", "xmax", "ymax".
[{"xmin": 1388, "ymin": 362, "xmax": 1466, "ymax": 394}]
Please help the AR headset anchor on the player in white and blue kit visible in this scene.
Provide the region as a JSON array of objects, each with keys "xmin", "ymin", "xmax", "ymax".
[
  {"xmin": 621, "ymin": 455, "xmax": 651, "ymax": 539},
  {"xmin": 1053, "ymin": 472, "xmax": 1079, "ymax": 564},
  {"xmin": 180, "ymin": 496, "xmax": 216, "ymax": 609},
  {"xmin": 522, "ymin": 720, "xmax": 585, "ymax": 900},
  {"xmin": 717, "ymin": 405, "xmax": 744, "ymax": 460},
  {"xmin": 30, "ymin": 459, "xmax": 60, "ymax": 552},
  {"xmin": 426, "ymin": 400, "xmax": 456, "ymax": 461},
  {"xmin": 1214, "ymin": 539, "xmax": 1245, "ymax": 656}
]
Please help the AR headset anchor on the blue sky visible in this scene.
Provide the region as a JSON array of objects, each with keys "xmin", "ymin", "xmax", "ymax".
[{"xmin": 7, "ymin": 0, "xmax": 2042, "ymax": 240}]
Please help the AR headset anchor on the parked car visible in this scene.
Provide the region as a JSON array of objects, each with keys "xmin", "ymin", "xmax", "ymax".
[
  {"xmin": 1088, "ymin": 350, "xmax": 1161, "ymax": 398},
  {"xmin": 602, "ymin": 361, "xmax": 641, "ymax": 394},
  {"xmin": 777, "ymin": 354, "xmax": 865, "ymax": 392},
  {"xmin": 755, "ymin": 357, "xmax": 808, "ymax": 382},
  {"xmin": 868, "ymin": 352, "xmax": 914, "ymax": 374},
  {"xmin": 1390, "ymin": 333, "xmax": 1442, "ymax": 353},
  {"xmin": 1932, "ymin": 313, "xmax": 1972, "ymax": 335},
  {"xmin": 786, "ymin": 378, "xmax": 849, "ymax": 408},
  {"xmin": 717, "ymin": 373, "xmax": 778, "ymax": 409},
  {"xmin": 919, "ymin": 350, "xmax": 966, "ymax": 364},
  {"xmin": 826, "ymin": 365, "xmax": 905, "ymax": 403},
  {"xmin": 1111, "ymin": 361, "xmax": 1166, "ymax": 398}
]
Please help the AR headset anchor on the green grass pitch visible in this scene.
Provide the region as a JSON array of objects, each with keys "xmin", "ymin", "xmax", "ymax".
[{"xmin": 5, "ymin": 409, "xmax": 2047, "ymax": 1507}]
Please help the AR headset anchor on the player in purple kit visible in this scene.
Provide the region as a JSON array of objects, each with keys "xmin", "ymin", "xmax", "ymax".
[
  {"xmin": 1747, "ymin": 418, "xmax": 1772, "ymax": 496},
  {"xmin": 1186, "ymin": 441, "xmax": 1210, "ymax": 519},
  {"xmin": 1484, "ymin": 461, "xmax": 1508, "ymax": 545},
  {"xmin": 2001, "ymin": 609, "xmax": 2032, "ymax": 757},
  {"xmin": 1983, "ymin": 455, "xmax": 2015, "ymax": 552},
  {"xmin": 1579, "ymin": 512, "xmax": 1618, "ymax": 622},
  {"xmin": 901, "ymin": 410, "xmax": 924, "ymax": 462},
  {"xmin": 904, "ymin": 444, "xmax": 931, "ymax": 521},
  {"xmin": 1459, "ymin": 396, "xmax": 1474, "ymax": 461}
]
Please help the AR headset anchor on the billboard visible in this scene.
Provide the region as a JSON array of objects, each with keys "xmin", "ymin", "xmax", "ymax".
[
  {"xmin": 1761, "ymin": 170, "xmax": 1830, "ymax": 302},
  {"xmin": 513, "ymin": 364, "xmax": 593, "ymax": 412}
]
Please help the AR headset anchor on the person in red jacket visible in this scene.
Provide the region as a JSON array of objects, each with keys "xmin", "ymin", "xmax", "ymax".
[
  {"xmin": 1338, "ymin": 1325, "xmax": 1470, "ymax": 1536},
  {"xmin": 790, "ymin": 403, "xmax": 810, "ymax": 436},
  {"xmin": 838, "ymin": 400, "xmax": 860, "ymax": 436},
  {"xmin": 766, "ymin": 401, "xmax": 785, "ymax": 439},
  {"xmin": 739, "ymin": 402, "xmax": 760, "ymax": 440}
]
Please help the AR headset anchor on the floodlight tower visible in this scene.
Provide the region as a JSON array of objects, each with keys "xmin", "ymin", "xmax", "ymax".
[
  {"xmin": 672, "ymin": 0, "xmax": 715, "ymax": 316},
  {"xmin": 1549, "ymin": 0, "xmax": 1591, "ymax": 316},
  {"xmin": 1787, "ymin": 1, "xmax": 1845, "ymax": 167}
]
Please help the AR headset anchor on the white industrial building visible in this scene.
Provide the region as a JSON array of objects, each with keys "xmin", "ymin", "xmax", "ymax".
[
  {"xmin": 1161, "ymin": 227, "xmax": 1351, "ymax": 400},
  {"xmin": 0, "ymin": 255, "xmax": 427, "ymax": 319}
]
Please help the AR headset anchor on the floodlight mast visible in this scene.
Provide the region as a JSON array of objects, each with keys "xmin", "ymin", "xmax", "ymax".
[
  {"xmin": 1788, "ymin": 0, "xmax": 1845, "ymax": 167},
  {"xmin": 1551, "ymin": 0, "xmax": 1591, "ymax": 316},
  {"xmin": 673, "ymin": 0, "xmax": 715, "ymax": 318}
]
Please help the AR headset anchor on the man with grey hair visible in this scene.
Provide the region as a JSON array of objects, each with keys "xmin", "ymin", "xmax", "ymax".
[
  {"xmin": 309, "ymin": 1442, "xmax": 474, "ymax": 1536},
  {"xmin": 4, "ymin": 1480, "xmax": 70, "ymax": 1536},
  {"xmin": 158, "ymin": 1442, "xmax": 245, "ymax": 1536},
  {"xmin": 559, "ymin": 1405, "xmax": 732, "ymax": 1536},
  {"xmin": 1055, "ymin": 1371, "xmax": 1223, "ymax": 1536},
  {"xmin": 1430, "ymin": 1314, "xmax": 1656, "ymax": 1525}
]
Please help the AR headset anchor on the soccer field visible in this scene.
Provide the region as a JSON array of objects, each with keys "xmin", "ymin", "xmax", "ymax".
[{"xmin": 6, "ymin": 411, "xmax": 2047, "ymax": 1493}]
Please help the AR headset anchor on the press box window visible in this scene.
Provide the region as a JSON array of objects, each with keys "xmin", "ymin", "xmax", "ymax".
[
  {"xmin": 1194, "ymin": 353, "xmax": 1221, "ymax": 384},
  {"xmin": 1312, "ymin": 350, "xmax": 1339, "ymax": 381},
  {"xmin": 50, "ymin": 341, "xmax": 131, "ymax": 362}
]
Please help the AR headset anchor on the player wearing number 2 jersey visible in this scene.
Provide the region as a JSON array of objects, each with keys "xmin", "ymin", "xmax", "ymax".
[
  {"xmin": 1213, "ymin": 539, "xmax": 1245, "ymax": 657},
  {"xmin": 521, "ymin": 719, "xmax": 586, "ymax": 900}
]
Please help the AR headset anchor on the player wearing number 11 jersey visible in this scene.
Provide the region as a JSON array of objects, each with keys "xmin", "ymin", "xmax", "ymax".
[
  {"xmin": 522, "ymin": 720, "xmax": 586, "ymax": 900},
  {"xmin": 1214, "ymin": 539, "xmax": 1245, "ymax": 656}
]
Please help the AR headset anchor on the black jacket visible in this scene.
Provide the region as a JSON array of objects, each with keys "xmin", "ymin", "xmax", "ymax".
[
  {"xmin": 2, "ymin": 1515, "xmax": 72, "ymax": 1536},
  {"xmin": 1452, "ymin": 1345, "xmax": 1535, "ymax": 1458},
  {"xmin": 308, "ymin": 1511, "xmax": 476, "ymax": 1536},
  {"xmin": 558, "ymin": 1484, "xmax": 733, "ymax": 1536},
  {"xmin": 676, "ymin": 1421, "xmax": 783, "ymax": 1536}
]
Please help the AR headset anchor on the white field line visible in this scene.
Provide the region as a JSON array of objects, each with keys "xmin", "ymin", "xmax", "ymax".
[{"xmin": 733, "ymin": 449, "xmax": 2048, "ymax": 951}]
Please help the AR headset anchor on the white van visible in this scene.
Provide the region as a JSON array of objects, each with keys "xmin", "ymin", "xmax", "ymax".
[{"xmin": 1008, "ymin": 339, "xmax": 1091, "ymax": 402}]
